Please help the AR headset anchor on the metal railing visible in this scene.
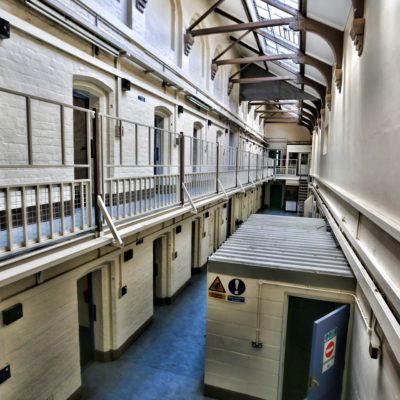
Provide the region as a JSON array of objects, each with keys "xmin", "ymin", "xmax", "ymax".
[
  {"xmin": 218, "ymin": 144, "xmax": 236, "ymax": 190},
  {"xmin": 184, "ymin": 136, "xmax": 218, "ymax": 200},
  {"xmin": 100, "ymin": 113, "xmax": 181, "ymax": 221},
  {"xmin": 274, "ymin": 159, "xmax": 298, "ymax": 176},
  {"xmin": 0, "ymin": 87, "xmax": 275, "ymax": 257},
  {"xmin": 0, "ymin": 87, "xmax": 93, "ymax": 254}
]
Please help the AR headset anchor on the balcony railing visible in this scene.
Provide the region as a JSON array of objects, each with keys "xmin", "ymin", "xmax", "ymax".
[
  {"xmin": 0, "ymin": 87, "xmax": 275, "ymax": 257},
  {"xmin": 274, "ymin": 159, "xmax": 298, "ymax": 177}
]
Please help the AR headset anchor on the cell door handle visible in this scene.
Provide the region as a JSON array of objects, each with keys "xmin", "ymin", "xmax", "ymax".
[{"xmin": 308, "ymin": 376, "xmax": 319, "ymax": 388}]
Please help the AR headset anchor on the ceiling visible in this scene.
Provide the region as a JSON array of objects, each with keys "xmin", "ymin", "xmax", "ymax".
[{"xmin": 203, "ymin": 0, "xmax": 353, "ymax": 132}]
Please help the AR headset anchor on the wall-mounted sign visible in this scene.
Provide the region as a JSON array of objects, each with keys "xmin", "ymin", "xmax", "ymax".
[
  {"xmin": 322, "ymin": 328, "xmax": 337, "ymax": 373},
  {"xmin": 208, "ymin": 276, "xmax": 226, "ymax": 301},
  {"xmin": 228, "ymin": 279, "xmax": 245, "ymax": 295},
  {"xmin": 227, "ymin": 278, "xmax": 246, "ymax": 303}
]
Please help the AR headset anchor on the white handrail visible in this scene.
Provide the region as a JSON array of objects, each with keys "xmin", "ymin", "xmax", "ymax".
[{"xmin": 97, "ymin": 195, "xmax": 124, "ymax": 248}]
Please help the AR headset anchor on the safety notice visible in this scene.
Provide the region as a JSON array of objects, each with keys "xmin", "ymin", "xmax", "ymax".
[
  {"xmin": 208, "ymin": 276, "xmax": 226, "ymax": 301},
  {"xmin": 322, "ymin": 328, "xmax": 337, "ymax": 373}
]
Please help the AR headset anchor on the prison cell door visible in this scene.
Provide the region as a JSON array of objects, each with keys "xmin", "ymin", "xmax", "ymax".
[
  {"xmin": 154, "ymin": 115, "xmax": 164, "ymax": 175},
  {"xmin": 306, "ymin": 304, "xmax": 350, "ymax": 400}
]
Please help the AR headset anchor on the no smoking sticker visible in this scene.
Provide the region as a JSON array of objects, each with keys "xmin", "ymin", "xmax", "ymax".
[{"xmin": 322, "ymin": 328, "xmax": 337, "ymax": 373}]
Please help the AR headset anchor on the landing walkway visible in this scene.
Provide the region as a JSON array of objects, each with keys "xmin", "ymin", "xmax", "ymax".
[{"xmin": 81, "ymin": 271, "xmax": 213, "ymax": 400}]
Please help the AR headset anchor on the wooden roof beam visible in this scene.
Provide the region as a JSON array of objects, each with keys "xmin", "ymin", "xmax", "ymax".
[
  {"xmin": 216, "ymin": 53, "xmax": 298, "ymax": 66},
  {"xmin": 190, "ymin": 18, "xmax": 294, "ymax": 37},
  {"xmin": 231, "ymin": 75, "xmax": 295, "ymax": 84}
]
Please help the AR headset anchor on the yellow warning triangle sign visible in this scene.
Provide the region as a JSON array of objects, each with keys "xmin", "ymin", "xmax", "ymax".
[{"xmin": 209, "ymin": 276, "xmax": 226, "ymax": 293}]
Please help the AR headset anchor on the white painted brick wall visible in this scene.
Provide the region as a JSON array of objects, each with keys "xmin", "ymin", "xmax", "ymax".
[
  {"xmin": 170, "ymin": 218, "xmax": 192, "ymax": 296},
  {"xmin": 117, "ymin": 242, "xmax": 153, "ymax": 348},
  {"xmin": 0, "ymin": 92, "xmax": 28, "ymax": 165},
  {"xmin": 0, "ymin": 277, "xmax": 81, "ymax": 400}
]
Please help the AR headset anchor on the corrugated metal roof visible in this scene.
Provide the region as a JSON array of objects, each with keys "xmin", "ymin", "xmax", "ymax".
[{"xmin": 208, "ymin": 214, "xmax": 355, "ymax": 290}]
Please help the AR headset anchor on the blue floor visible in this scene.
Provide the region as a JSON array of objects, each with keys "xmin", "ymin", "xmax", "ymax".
[{"xmin": 81, "ymin": 272, "xmax": 214, "ymax": 400}]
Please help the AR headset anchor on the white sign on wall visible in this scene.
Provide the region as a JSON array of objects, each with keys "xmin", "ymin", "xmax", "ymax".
[{"xmin": 322, "ymin": 328, "xmax": 337, "ymax": 373}]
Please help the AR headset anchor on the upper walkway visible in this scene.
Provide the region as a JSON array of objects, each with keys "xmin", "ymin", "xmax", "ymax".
[{"xmin": 0, "ymin": 86, "xmax": 275, "ymax": 260}]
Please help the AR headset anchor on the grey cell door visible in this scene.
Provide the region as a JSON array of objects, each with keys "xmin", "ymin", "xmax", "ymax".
[{"xmin": 306, "ymin": 305, "xmax": 350, "ymax": 400}]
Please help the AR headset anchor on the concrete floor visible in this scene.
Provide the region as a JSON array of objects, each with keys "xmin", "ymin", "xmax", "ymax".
[{"xmin": 81, "ymin": 271, "xmax": 214, "ymax": 400}]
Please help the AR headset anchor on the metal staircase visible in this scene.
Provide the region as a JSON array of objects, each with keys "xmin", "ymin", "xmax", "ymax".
[{"xmin": 297, "ymin": 177, "xmax": 309, "ymax": 216}]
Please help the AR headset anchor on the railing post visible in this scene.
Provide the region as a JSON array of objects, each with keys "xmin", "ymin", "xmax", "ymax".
[
  {"xmin": 179, "ymin": 132, "xmax": 185, "ymax": 205},
  {"xmin": 93, "ymin": 108, "xmax": 103, "ymax": 233},
  {"xmin": 216, "ymin": 142, "xmax": 220, "ymax": 193},
  {"xmin": 247, "ymin": 151, "xmax": 251, "ymax": 183},
  {"xmin": 235, "ymin": 147, "xmax": 239, "ymax": 187}
]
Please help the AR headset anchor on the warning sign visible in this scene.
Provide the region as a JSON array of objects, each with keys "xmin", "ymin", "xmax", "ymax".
[
  {"xmin": 208, "ymin": 292, "xmax": 226, "ymax": 300},
  {"xmin": 208, "ymin": 276, "xmax": 226, "ymax": 301},
  {"xmin": 208, "ymin": 276, "xmax": 226, "ymax": 293},
  {"xmin": 322, "ymin": 328, "xmax": 337, "ymax": 373}
]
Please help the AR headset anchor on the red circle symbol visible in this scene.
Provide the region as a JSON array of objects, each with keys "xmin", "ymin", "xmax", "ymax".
[{"xmin": 325, "ymin": 340, "xmax": 335, "ymax": 358}]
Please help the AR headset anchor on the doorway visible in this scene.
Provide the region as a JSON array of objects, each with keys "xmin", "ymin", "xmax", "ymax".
[
  {"xmin": 299, "ymin": 153, "xmax": 310, "ymax": 176},
  {"xmin": 73, "ymin": 91, "xmax": 90, "ymax": 180},
  {"xmin": 77, "ymin": 273, "xmax": 96, "ymax": 370},
  {"xmin": 153, "ymin": 237, "xmax": 168, "ymax": 304},
  {"xmin": 284, "ymin": 186, "xmax": 298, "ymax": 213},
  {"xmin": 227, "ymin": 198, "xmax": 233, "ymax": 237},
  {"xmin": 282, "ymin": 296, "xmax": 350, "ymax": 400},
  {"xmin": 193, "ymin": 126, "xmax": 199, "ymax": 173},
  {"xmin": 270, "ymin": 184, "xmax": 283, "ymax": 210},
  {"xmin": 191, "ymin": 218, "xmax": 200, "ymax": 273},
  {"xmin": 154, "ymin": 115, "xmax": 164, "ymax": 175},
  {"xmin": 213, "ymin": 208, "xmax": 220, "ymax": 251}
]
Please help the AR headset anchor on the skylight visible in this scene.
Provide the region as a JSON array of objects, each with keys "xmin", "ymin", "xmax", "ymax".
[{"xmin": 253, "ymin": 0, "xmax": 300, "ymax": 74}]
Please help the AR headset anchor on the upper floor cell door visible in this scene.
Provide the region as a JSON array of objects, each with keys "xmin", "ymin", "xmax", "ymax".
[{"xmin": 154, "ymin": 115, "xmax": 164, "ymax": 175}]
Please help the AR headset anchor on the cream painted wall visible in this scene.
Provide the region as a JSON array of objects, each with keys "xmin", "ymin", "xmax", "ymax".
[
  {"xmin": 265, "ymin": 123, "xmax": 311, "ymax": 150},
  {"xmin": 205, "ymin": 272, "xmax": 354, "ymax": 400},
  {"xmin": 314, "ymin": 1, "xmax": 400, "ymax": 221},
  {"xmin": 311, "ymin": 1, "xmax": 400, "ymax": 398}
]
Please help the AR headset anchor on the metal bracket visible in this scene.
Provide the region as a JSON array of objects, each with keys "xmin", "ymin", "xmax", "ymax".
[
  {"xmin": 237, "ymin": 178, "xmax": 246, "ymax": 193},
  {"xmin": 217, "ymin": 178, "xmax": 229, "ymax": 199},
  {"xmin": 182, "ymin": 183, "xmax": 198, "ymax": 214},
  {"xmin": 97, "ymin": 195, "xmax": 124, "ymax": 248}
]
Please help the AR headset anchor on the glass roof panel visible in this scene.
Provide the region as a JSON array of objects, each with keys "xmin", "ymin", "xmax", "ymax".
[{"xmin": 252, "ymin": 0, "xmax": 300, "ymax": 73}]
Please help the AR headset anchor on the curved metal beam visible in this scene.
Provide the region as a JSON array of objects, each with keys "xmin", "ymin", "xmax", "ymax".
[
  {"xmin": 302, "ymin": 101, "xmax": 320, "ymax": 119},
  {"xmin": 296, "ymin": 75, "xmax": 326, "ymax": 106},
  {"xmin": 289, "ymin": 15, "xmax": 344, "ymax": 91},
  {"xmin": 299, "ymin": 120, "xmax": 313, "ymax": 134},
  {"xmin": 296, "ymin": 53, "xmax": 332, "ymax": 94}
]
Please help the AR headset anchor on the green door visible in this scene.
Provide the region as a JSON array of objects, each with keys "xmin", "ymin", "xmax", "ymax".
[{"xmin": 270, "ymin": 184, "xmax": 282, "ymax": 209}]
